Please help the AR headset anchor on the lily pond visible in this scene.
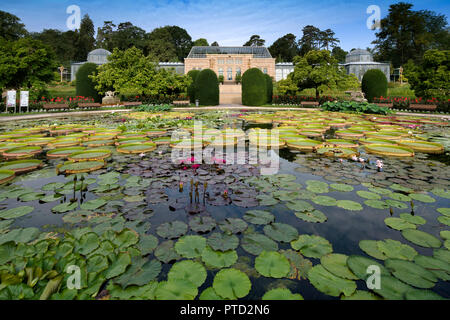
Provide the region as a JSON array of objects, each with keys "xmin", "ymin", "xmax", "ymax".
[{"xmin": 0, "ymin": 110, "xmax": 449, "ymax": 300}]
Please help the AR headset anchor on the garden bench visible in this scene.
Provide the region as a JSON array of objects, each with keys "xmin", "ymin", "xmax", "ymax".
[
  {"xmin": 43, "ymin": 104, "xmax": 69, "ymax": 111},
  {"xmin": 300, "ymin": 101, "xmax": 319, "ymax": 107},
  {"xmin": 173, "ymin": 100, "xmax": 190, "ymax": 106},
  {"xmin": 374, "ymin": 103, "xmax": 393, "ymax": 108},
  {"xmin": 121, "ymin": 101, "xmax": 142, "ymax": 107},
  {"xmin": 78, "ymin": 103, "xmax": 101, "ymax": 110},
  {"xmin": 409, "ymin": 104, "xmax": 437, "ymax": 111}
]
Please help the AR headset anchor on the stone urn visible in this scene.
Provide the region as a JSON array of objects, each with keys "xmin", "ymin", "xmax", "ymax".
[{"xmin": 102, "ymin": 91, "xmax": 120, "ymax": 105}]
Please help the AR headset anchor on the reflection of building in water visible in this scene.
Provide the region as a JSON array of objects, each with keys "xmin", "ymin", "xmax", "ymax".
[{"xmin": 341, "ymin": 49, "xmax": 391, "ymax": 82}]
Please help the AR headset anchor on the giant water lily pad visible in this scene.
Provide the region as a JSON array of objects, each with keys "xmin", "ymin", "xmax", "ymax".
[
  {"xmin": 168, "ymin": 260, "xmax": 207, "ymax": 287},
  {"xmin": 156, "ymin": 221, "xmax": 188, "ymax": 239},
  {"xmin": 0, "ymin": 206, "xmax": 33, "ymax": 220},
  {"xmin": 241, "ymin": 233, "xmax": 278, "ymax": 256},
  {"xmin": 201, "ymin": 246, "xmax": 238, "ymax": 269},
  {"xmin": 401, "ymin": 229, "xmax": 441, "ymax": 248},
  {"xmin": 207, "ymin": 232, "xmax": 239, "ymax": 252},
  {"xmin": 0, "ymin": 160, "xmax": 42, "ymax": 174},
  {"xmin": 263, "ymin": 223, "xmax": 298, "ymax": 243},
  {"xmin": 307, "ymin": 265, "xmax": 356, "ymax": 297},
  {"xmin": 174, "ymin": 235, "xmax": 206, "ymax": 258},
  {"xmin": 0, "ymin": 170, "xmax": 15, "ymax": 184},
  {"xmin": 291, "ymin": 234, "xmax": 332, "ymax": 258},
  {"xmin": 320, "ymin": 253, "xmax": 358, "ymax": 280},
  {"xmin": 57, "ymin": 160, "xmax": 105, "ymax": 174},
  {"xmin": 255, "ymin": 251, "xmax": 290, "ymax": 278},
  {"xmin": 385, "ymin": 258, "xmax": 437, "ymax": 289},
  {"xmin": 365, "ymin": 144, "xmax": 414, "ymax": 157},
  {"xmin": 262, "ymin": 288, "xmax": 303, "ymax": 300},
  {"xmin": 117, "ymin": 142, "xmax": 157, "ymax": 154},
  {"xmin": 212, "ymin": 268, "xmax": 251, "ymax": 299},
  {"xmin": 68, "ymin": 149, "xmax": 112, "ymax": 161},
  {"xmin": 46, "ymin": 146, "xmax": 85, "ymax": 159},
  {"xmin": 243, "ymin": 210, "xmax": 274, "ymax": 225}
]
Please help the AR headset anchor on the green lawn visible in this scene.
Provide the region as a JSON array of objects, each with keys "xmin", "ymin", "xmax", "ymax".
[{"xmin": 47, "ymin": 84, "xmax": 76, "ymax": 99}]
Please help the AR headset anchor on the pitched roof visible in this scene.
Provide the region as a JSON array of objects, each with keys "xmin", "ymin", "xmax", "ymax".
[{"xmin": 187, "ymin": 46, "xmax": 272, "ymax": 58}]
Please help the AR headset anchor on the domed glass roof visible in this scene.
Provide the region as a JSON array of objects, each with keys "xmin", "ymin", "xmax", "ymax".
[
  {"xmin": 88, "ymin": 48, "xmax": 112, "ymax": 56},
  {"xmin": 345, "ymin": 49, "xmax": 373, "ymax": 63}
]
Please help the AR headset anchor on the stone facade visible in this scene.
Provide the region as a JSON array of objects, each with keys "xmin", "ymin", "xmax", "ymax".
[{"xmin": 184, "ymin": 47, "xmax": 276, "ymax": 82}]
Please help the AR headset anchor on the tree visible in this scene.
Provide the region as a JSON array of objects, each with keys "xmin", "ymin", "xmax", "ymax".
[
  {"xmin": 404, "ymin": 49, "xmax": 449, "ymax": 99},
  {"xmin": 244, "ymin": 35, "xmax": 265, "ymax": 47},
  {"xmin": 268, "ymin": 33, "xmax": 298, "ymax": 62},
  {"xmin": 0, "ymin": 10, "xmax": 27, "ymax": 40},
  {"xmin": 0, "ymin": 37, "xmax": 56, "ymax": 90},
  {"xmin": 320, "ymin": 29, "xmax": 339, "ymax": 50},
  {"xmin": 331, "ymin": 46, "xmax": 347, "ymax": 63},
  {"xmin": 211, "ymin": 41, "xmax": 219, "ymax": 46},
  {"xmin": 91, "ymin": 47, "xmax": 190, "ymax": 96},
  {"xmin": 96, "ymin": 21, "xmax": 116, "ymax": 51},
  {"xmin": 165, "ymin": 26, "xmax": 193, "ymax": 61},
  {"xmin": 193, "ymin": 38, "xmax": 209, "ymax": 46},
  {"xmin": 95, "ymin": 21, "xmax": 146, "ymax": 52},
  {"xmin": 147, "ymin": 27, "xmax": 178, "ymax": 62},
  {"xmin": 372, "ymin": 2, "xmax": 450, "ymax": 67},
  {"xmin": 74, "ymin": 14, "xmax": 96, "ymax": 61},
  {"xmin": 31, "ymin": 29, "xmax": 78, "ymax": 66},
  {"xmin": 289, "ymin": 50, "xmax": 358, "ymax": 98},
  {"xmin": 298, "ymin": 25, "xmax": 321, "ymax": 55}
]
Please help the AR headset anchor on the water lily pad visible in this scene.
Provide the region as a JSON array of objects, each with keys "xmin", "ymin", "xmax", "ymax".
[
  {"xmin": 306, "ymin": 180, "xmax": 329, "ymax": 193},
  {"xmin": 320, "ymin": 253, "xmax": 358, "ymax": 280},
  {"xmin": 388, "ymin": 193, "xmax": 411, "ymax": 202},
  {"xmin": 399, "ymin": 213, "xmax": 426, "ymax": 225},
  {"xmin": 346, "ymin": 255, "xmax": 389, "ymax": 280},
  {"xmin": 312, "ymin": 195, "xmax": 337, "ymax": 206},
  {"xmin": 241, "ymin": 233, "xmax": 278, "ymax": 256},
  {"xmin": 154, "ymin": 240, "xmax": 181, "ymax": 263},
  {"xmin": 174, "ymin": 235, "xmax": 206, "ymax": 258},
  {"xmin": 255, "ymin": 251, "xmax": 290, "ymax": 278},
  {"xmin": 68, "ymin": 149, "xmax": 111, "ymax": 161},
  {"xmin": 285, "ymin": 200, "xmax": 314, "ymax": 212},
  {"xmin": 437, "ymin": 215, "xmax": 450, "ymax": 226},
  {"xmin": 368, "ymin": 187, "xmax": 392, "ymax": 195},
  {"xmin": 359, "ymin": 240, "xmax": 387, "ymax": 260},
  {"xmin": 330, "ymin": 184, "xmax": 354, "ymax": 192},
  {"xmin": 212, "ymin": 268, "xmax": 251, "ymax": 299},
  {"xmin": 337, "ymin": 200, "xmax": 363, "ymax": 211},
  {"xmin": 405, "ymin": 289, "xmax": 447, "ymax": 300},
  {"xmin": 364, "ymin": 199, "xmax": 390, "ymax": 209},
  {"xmin": 371, "ymin": 275, "xmax": 414, "ymax": 300},
  {"xmin": 80, "ymin": 198, "xmax": 107, "ymax": 211},
  {"xmin": 384, "ymin": 217, "xmax": 416, "ymax": 231},
  {"xmin": 409, "ymin": 193, "xmax": 435, "ymax": 203},
  {"xmin": 385, "ymin": 258, "xmax": 437, "ymax": 289},
  {"xmin": 156, "ymin": 221, "xmax": 188, "ymax": 239},
  {"xmin": 307, "ymin": 265, "xmax": 356, "ymax": 297},
  {"xmin": 201, "ymin": 246, "xmax": 238, "ymax": 269},
  {"xmin": 356, "ymin": 190, "xmax": 381, "ymax": 200},
  {"xmin": 189, "ymin": 216, "xmax": 216, "ymax": 233},
  {"xmin": 0, "ymin": 169, "xmax": 15, "ymax": 184},
  {"xmin": 262, "ymin": 288, "xmax": 303, "ymax": 300},
  {"xmin": 430, "ymin": 188, "xmax": 450, "ymax": 199},
  {"xmin": 0, "ymin": 206, "xmax": 34, "ymax": 220},
  {"xmin": 414, "ymin": 254, "xmax": 450, "ymax": 278},
  {"xmin": 243, "ymin": 210, "xmax": 274, "ymax": 225},
  {"xmin": 52, "ymin": 202, "xmax": 78, "ymax": 213},
  {"xmin": 199, "ymin": 287, "xmax": 224, "ymax": 300},
  {"xmin": 341, "ymin": 290, "xmax": 381, "ymax": 300},
  {"xmin": 0, "ymin": 159, "xmax": 42, "ymax": 174},
  {"xmin": 218, "ymin": 218, "xmax": 248, "ymax": 234},
  {"xmin": 155, "ymin": 279, "xmax": 198, "ymax": 300},
  {"xmin": 263, "ymin": 223, "xmax": 298, "ymax": 243},
  {"xmin": 401, "ymin": 229, "xmax": 441, "ymax": 248},
  {"xmin": 57, "ymin": 160, "xmax": 105, "ymax": 174},
  {"xmin": 437, "ymin": 208, "xmax": 450, "ymax": 216},
  {"xmin": 168, "ymin": 260, "xmax": 207, "ymax": 287},
  {"xmin": 377, "ymin": 239, "xmax": 418, "ymax": 261},
  {"xmin": 291, "ymin": 234, "xmax": 332, "ymax": 258},
  {"xmin": 294, "ymin": 209, "xmax": 327, "ymax": 223},
  {"xmin": 207, "ymin": 232, "xmax": 239, "ymax": 252}
]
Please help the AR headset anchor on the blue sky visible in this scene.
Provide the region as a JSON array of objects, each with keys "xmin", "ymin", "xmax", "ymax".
[{"xmin": 2, "ymin": 0, "xmax": 449, "ymax": 51}]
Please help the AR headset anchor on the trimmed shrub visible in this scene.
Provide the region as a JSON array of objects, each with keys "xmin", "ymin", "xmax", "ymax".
[
  {"xmin": 195, "ymin": 69, "xmax": 219, "ymax": 106},
  {"xmin": 265, "ymin": 74, "xmax": 273, "ymax": 104},
  {"xmin": 187, "ymin": 70, "xmax": 200, "ymax": 103},
  {"xmin": 76, "ymin": 63, "xmax": 101, "ymax": 102},
  {"xmin": 242, "ymin": 68, "xmax": 267, "ymax": 106},
  {"xmin": 361, "ymin": 69, "xmax": 388, "ymax": 103}
]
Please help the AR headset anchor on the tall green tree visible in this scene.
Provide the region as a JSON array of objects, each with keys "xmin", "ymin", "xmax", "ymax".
[
  {"xmin": 0, "ymin": 37, "xmax": 56, "ymax": 90},
  {"xmin": 320, "ymin": 29, "xmax": 339, "ymax": 50},
  {"xmin": 95, "ymin": 21, "xmax": 146, "ymax": 52},
  {"xmin": 268, "ymin": 33, "xmax": 298, "ymax": 62},
  {"xmin": 31, "ymin": 29, "xmax": 78, "ymax": 66},
  {"xmin": 91, "ymin": 47, "xmax": 190, "ymax": 96},
  {"xmin": 331, "ymin": 46, "xmax": 347, "ymax": 63},
  {"xmin": 298, "ymin": 25, "xmax": 321, "ymax": 55},
  {"xmin": 193, "ymin": 38, "xmax": 209, "ymax": 46},
  {"xmin": 0, "ymin": 10, "xmax": 27, "ymax": 40},
  {"xmin": 165, "ymin": 26, "xmax": 193, "ymax": 61},
  {"xmin": 146, "ymin": 27, "xmax": 178, "ymax": 62},
  {"xmin": 211, "ymin": 41, "xmax": 219, "ymax": 46},
  {"xmin": 96, "ymin": 21, "xmax": 116, "ymax": 51},
  {"xmin": 404, "ymin": 49, "xmax": 449, "ymax": 99},
  {"xmin": 289, "ymin": 50, "xmax": 358, "ymax": 98},
  {"xmin": 244, "ymin": 35, "xmax": 265, "ymax": 47},
  {"xmin": 74, "ymin": 14, "xmax": 95, "ymax": 61},
  {"xmin": 372, "ymin": 2, "xmax": 449, "ymax": 67}
]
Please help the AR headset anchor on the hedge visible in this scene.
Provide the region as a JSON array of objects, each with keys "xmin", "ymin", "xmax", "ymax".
[
  {"xmin": 265, "ymin": 74, "xmax": 273, "ymax": 104},
  {"xmin": 187, "ymin": 70, "xmax": 201, "ymax": 103},
  {"xmin": 195, "ymin": 69, "xmax": 219, "ymax": 106},
  {"xmin": 242, "ymin": 68, "xmax": 267, "ymax": 106},
  {"xmin": 76, "ymin": 63, "xmax": 101, "ymax": 103},
  {"xmin": 361, "ymin": 69, "xmax": 388, "ymax": 103}
]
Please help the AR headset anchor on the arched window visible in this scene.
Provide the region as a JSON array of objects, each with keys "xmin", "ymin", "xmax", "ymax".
[
  {"xmin": 236, "ymin": 67, "xmax": 241, "ymax": 77},
  {"xmin": 218, "ymin": 68, "xmax": 224, "ymax": 77},
  {"xmin": 227, "ymin": 67, "xmax": 233, "ymax": 80}
]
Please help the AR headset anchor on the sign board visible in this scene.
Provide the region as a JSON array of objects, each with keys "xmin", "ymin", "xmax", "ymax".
[
  {"xmin": 6, "ymin": 90, "xmax": 16, "ymax": 107},
  {"xmin": 20, "ymin": 91, "xmax": 29, "ymax": 107}
]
